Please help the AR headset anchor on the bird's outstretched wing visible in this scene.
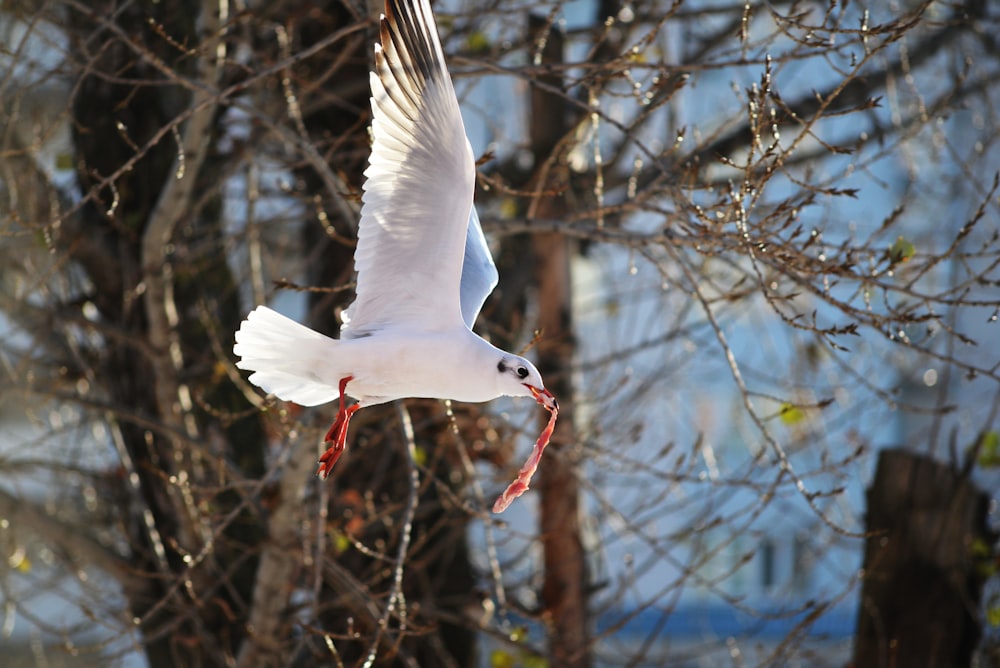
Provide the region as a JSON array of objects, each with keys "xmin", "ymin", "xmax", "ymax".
[{"xmin": 342, "ymin": 0, "xmax": 483, "ymax": 338}]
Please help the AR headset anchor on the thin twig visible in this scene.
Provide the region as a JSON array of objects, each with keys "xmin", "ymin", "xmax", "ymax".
[{"xmin": 360, "ymin": 402, "xmax": 421, "ymax": 668}]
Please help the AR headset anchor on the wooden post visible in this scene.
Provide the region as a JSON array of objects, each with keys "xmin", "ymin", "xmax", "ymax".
[{"xmin": 853, "ymin": 448, "xmax": 993, "ymax": 667}]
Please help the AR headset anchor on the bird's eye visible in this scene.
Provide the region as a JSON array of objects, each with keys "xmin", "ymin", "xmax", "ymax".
[{"xmin": 516, "ymin": 367, "xmax": 529, "ymax": 379}]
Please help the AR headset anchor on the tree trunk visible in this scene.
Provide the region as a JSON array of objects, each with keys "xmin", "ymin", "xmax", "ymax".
[
  {"xmin": 528, "ymin": 13, "xmax": 591, "ymax": 668},
  {"xmin": 853, "ymin": 448, "xmax": 993, "ymax": 668},
  {"xmin": 67, "ymin": 3, "xmax": 266, "ymax": 664}
]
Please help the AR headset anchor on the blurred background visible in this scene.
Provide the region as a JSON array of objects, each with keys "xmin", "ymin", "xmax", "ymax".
[{"xmin": 1, "ymin": 0, "xmax": 999, "ymax": 666}]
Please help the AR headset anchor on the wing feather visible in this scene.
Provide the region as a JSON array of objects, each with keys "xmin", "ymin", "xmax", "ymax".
[{"xmin": 342, "ymin": 0, "xmax": 485, "ymax": 338}]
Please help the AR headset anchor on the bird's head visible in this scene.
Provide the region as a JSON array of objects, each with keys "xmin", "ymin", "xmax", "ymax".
[{"xmin": 496, "ymin": 356, "xmax": 558, "ymax": 410}]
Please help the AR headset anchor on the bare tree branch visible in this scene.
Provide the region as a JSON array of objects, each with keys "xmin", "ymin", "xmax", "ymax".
[
  {"xmin": 0, "ymin": 488, "xmax": 147, "ymax": 598},
  {"xmin": 235, "ymin": 434, "xmax": 315, "ymax": 668},
  {"xmin": 139, "ymin": 0, "xmax": 228, "ymax": 562}
]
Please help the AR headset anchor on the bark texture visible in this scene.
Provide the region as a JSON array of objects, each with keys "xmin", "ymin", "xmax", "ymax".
[
  {"xmin": 528, "ymin": 13, "xmax": 591, "ymax": 668},
  {"xmin": 67, "ymin": 2, "xmax": 266, "ymax": 664},
  {"xmin": 853, "ymin": 448, "xmax": 993, "ymax": 668}
]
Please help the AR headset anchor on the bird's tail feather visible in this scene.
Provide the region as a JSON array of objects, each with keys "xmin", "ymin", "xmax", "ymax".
[{"xmin": 234, "ymin": 306, "xmax": 341, "ymax": 407}]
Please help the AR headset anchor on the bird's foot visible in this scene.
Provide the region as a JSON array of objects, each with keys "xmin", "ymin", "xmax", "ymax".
[
  {"xmin": 317, "ymin": 376, "xmax": 359, "ymax": 479},
  {"xmin": 317, "ymin": 441, "xmax": 344, "ymax": 479}
]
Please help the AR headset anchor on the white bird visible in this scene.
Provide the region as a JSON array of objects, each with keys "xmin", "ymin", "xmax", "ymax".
[{"xmin": 234, "ymin": 0, "xmax": 558, "ymax": 510}]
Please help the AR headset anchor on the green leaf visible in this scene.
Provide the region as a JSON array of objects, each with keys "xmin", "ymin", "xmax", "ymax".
[
  {"xmin": 330, "ymin": 531, "xmax": 352, "ymax": 554},
  {"xmin": 489, "ymin": 646, "xmax": 547, "ymax": 668},
  {"xmin": 467, "ymin": 31, "xmax": 491, "ymax": 54},
  {"xmin": 977, "ymin": 431, "xmax": 1000, "ymax": 468},
  {"xmin": 889, "ymin": 236, "xmax": 915, "ymax": 264},
  {"xmin": 500, "ymin": 197, "xmax": 519, "ymax": 220},
  {"xmin": 55, "ymin": 153, "xmax": 74, "ymax": 170},
  {"xmin": 970, "ymin": 537, "xmax": 997, "ymax": 578},
  {"xmin": 970, "ymin": 537, "xmax": 993, "ymax": 559},
  {"xmin": 626, "ymin": 48, "xmax": 646, "ymax": 64},
  {"xmin": 413, "ymin": 445, "xmax": 427, "ymax": 467},
  {"xmin": 987, "ymin": 606, "xmax": 1000, "ymax": 628},
  {"xmin": 779, "ymin": 402, "xmax": 806, "ymax": 425},
  {"xmin": 7, "ymin": 546, "xmax": 30, "ymax": 573},
  {"xmin": 509, "ymin": 626, "xmax": 529, "ymax": 643},
  {"xmin": 489, "ymin": 650, "xmax": 516, "ymax": 668}
]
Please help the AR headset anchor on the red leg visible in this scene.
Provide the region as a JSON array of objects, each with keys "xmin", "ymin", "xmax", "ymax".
[{"xmin": 317, "ymin": 376, "xmax": 359, "ymax": 479}]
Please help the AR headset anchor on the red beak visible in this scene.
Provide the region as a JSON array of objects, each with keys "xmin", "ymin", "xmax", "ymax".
[{"xmin": 524, "ymin": 384, "xmax": 558, "ymax": 411}]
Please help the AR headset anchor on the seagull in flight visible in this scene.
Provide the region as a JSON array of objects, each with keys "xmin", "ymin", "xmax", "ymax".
[{"xmin": 234, "ymin": 0, "xmax": 558, "ymax": 512}]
